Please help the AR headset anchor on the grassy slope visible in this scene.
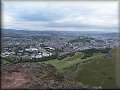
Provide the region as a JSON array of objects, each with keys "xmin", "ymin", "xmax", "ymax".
[
  {"xmin": 42, "ymin": 52, "xmax": 90, "ymax": 72},
  {"xmin": 116, "ymin": 46, "xmax": 120, "ymax": 88},
  {"xmin": 1, "ymin": 59, "xmax": 9, "ymax": 66},
  {"xmin": 42, "ymin": 47, "xmax": 118, "ymax": 88},
  {"xmin": 64, "ymin": 48, "xmax": 118, "ymax": 88}
]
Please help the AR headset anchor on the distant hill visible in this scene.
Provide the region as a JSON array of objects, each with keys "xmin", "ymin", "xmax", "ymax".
[{"xmin": 2, "ymin": 29, "xmax": 119, "ymax": 37}]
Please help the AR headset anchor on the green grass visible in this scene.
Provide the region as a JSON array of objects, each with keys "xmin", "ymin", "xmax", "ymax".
[
  {"xmin": 42, "ymin": 48, "xmax": 119, "ymax": 89},
  {"xmin": 1, "ymin": 59, "xmax": 9, "ymax": 65},
  {"xmin": 64, "ymin": 48, "xmax": 118, "ymax": 88},
  {"xmin": 69, "ymin": 36, "xmax": 92, "ymax": 43},
  {"xmin": 74, "ymin": 58, "xmax": 116, "ymax": 88},
  {"xmin": 41, "ymin": 52, "xmax": 89, "ymax": 72}
]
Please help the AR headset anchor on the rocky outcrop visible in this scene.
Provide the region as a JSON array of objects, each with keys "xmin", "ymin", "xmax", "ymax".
[{"xmin": 1, "ymin": 62, "xmax": 87, "ymax": 89}]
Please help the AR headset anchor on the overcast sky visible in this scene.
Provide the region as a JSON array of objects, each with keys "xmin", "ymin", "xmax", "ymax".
[{"xmin": 2, "ymin": 1, "xmax": 119, "ymax": 32}]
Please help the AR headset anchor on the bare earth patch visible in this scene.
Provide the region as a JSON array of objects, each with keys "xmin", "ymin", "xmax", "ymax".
[
  {"xmin": 1, "ymin": 62, "xmax": 86, "ymax": 89},
  {"xmin": 2, "ymin": 72, "xmax": 28, "ymax": 88}
]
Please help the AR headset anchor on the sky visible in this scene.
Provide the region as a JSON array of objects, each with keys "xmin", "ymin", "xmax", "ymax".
[{"xmin": 2, "ymin": 1, "xmax": 119, "ymax": 32}]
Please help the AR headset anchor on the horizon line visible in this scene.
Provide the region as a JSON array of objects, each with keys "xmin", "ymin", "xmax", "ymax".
[{"xmin": 2, "ymin": 28, "xmax": 119, "ymax": 33}]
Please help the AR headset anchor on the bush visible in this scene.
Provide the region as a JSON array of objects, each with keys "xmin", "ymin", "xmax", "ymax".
[
  {"xmin": 58, "ymin": 54, "xmax": 67, "ymax": 60},
  {"xmin": 80, "ymin": 48, "xmax": 111, "ymax": 59},
  {"xmin": 69, "ymin": 52, "xmax": 75, "ymax": 57}
]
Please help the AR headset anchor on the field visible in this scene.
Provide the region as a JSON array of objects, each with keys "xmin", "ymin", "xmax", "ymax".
[{"xmin": 42, "ymin": 47, "xmax": 119, "ymax": 89}]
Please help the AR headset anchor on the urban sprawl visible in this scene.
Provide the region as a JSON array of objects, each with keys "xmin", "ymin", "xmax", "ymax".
[{"xmin": 1, "ymin": 29, "xmax": 119, "ymax": 62}]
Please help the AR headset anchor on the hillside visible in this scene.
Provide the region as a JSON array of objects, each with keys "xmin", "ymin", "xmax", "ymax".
[
  {"xmin": 1, "ymin": 62, "xmax": 87, "ymax": 89},
  {"xmin": 1, "ymin": 47, "xmax": 119, "ymax": 89},
  {"xmin": 43, "ymin": 47, "xmax": 119, "ymax": 89}
]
